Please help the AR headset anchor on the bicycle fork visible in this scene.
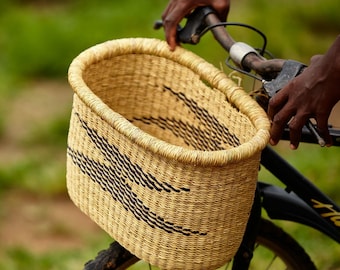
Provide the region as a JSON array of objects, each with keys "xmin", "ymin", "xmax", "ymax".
[{"xmin": 232, "ymin": 189, "xmax": 262, "ymax": 269}]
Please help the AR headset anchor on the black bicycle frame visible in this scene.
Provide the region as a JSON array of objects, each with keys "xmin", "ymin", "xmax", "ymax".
[
  {"xmin": 233, "ymin": 129, "xmax": 340, "ymax": 269},
  {"xmin": 260, "ymin": 146, "xmax": 340, "ymax": 243}
]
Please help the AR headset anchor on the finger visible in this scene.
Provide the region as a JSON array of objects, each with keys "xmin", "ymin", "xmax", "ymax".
[
  {"xmin": 267, "ymin": 88, "xmax": 288, "ymax": 121},
  {"xmin": 269, "ymin": 114, "xmax": 287, "ymax": 146},
  {"xmin": 165, "ymin": 22, "xmax": 179, "ymax": 51},
  {"xmin": 161, "ymin": 2, "xmax": 172, "ymax": 19},
  {"xmin": 316, "ymin": 115, "xmax": 333, "ymax": 146},
  {"xmin": 310, "ymin": 54, "xmax": 323, "ymax": 65},
  {"xmin": 211, "ymin": 1, "xmax": 230, "ymax": 21},
  {"xmin": 287, "ymin": 115, "xmax": 308, "ymax": 149},
  {"xmin": 269, "ymin": 106, "xmax": 296, "ymax": 146},
  {"xmin": 162, "ymin": 4, "xmax": 192, "ymax": 50},
  {"xmin": 218, "ymin": 8, "xmax": 229, "ymax": 21},
  {"xmin": 162, "ymin": 4, "xmax": 179, "ymax": 50}
]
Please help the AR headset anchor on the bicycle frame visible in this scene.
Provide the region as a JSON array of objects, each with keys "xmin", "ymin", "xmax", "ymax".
[
  {"xmin": 175, "ymin": 6, "xmax": 340, "ymax": 269},
  {"xmin": 260, "ymin": 145, "xmax": 340, "ymax": 243},
  {"xmin": 232, "ymin": 135, "xmax": 340, "ymax": 268}
]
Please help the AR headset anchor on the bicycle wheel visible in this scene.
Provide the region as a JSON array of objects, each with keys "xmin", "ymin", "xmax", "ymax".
[
  {"xmin": 250, "ymin": 218, "xmax": 317, "ymax": 270},
  {"xmin": 84, "ymin": 219, "xmax": 316, "ymax": 270}
]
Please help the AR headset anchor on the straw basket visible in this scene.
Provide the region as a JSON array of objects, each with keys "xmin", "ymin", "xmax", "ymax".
[{"xmin": 67, "ymin": 38, "xmax": 270, "ymax": 270}]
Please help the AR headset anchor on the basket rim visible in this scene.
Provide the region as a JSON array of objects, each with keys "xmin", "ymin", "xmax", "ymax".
[{"xmin": 68, "ymin": 37, "xmax": 270, "ymax": 166}]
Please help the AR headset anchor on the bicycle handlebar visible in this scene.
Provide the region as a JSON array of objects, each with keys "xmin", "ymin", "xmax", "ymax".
[
  {"xmin": 175, "ymin": 6, "xmax": 286, "ymax": 77},
  {"xmin": 155, "ymin": 6, "xmax": 340, "ymax": 147}
]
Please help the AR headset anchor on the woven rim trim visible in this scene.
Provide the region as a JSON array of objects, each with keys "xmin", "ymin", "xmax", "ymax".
[{"xmin": 68, "ymin": 38, "xmax": 270, "ymax": 166}]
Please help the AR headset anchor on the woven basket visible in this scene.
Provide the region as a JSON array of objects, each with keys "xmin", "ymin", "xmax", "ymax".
[{"xmin": 67, "ymin": 38, "xmax": 270, "ymax": 270}]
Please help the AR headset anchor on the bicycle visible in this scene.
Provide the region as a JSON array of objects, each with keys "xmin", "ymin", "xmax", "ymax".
[{"xmin": 82, "ymin": 7, "xmax": 340, "ymax": 270}]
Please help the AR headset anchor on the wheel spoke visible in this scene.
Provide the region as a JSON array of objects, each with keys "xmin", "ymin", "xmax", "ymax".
[{"xmin": 265, "ymin": 254, "xmax": 277, "ymax": 270}]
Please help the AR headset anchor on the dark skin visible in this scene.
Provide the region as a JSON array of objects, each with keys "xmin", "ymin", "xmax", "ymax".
[
  {"xmin": 162, "ymin": 0, "xmax": 230, "ymax": 51},
  {"xmin": 162, "ymin": 0, "xmax": 340, "ymax": 149},
  {"xmin": 268, "ymin": 36, "xmax": 340, "ymax": 149}
]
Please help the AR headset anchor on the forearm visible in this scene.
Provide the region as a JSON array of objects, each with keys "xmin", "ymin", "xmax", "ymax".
[
  {"xmin": 305, "ymin": 35, "xmax": 340, "ymax": 102},
  {"xmin": 319, "ymin": 35, "xmax": 340, "ymax": 92},
  {"xmin": 327, "ymin": 34, "xmax": 340, "ymax": 69}
]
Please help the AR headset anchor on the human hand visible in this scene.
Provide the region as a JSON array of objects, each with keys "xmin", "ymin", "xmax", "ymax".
[
  {"xmin": 268, "ymin": 37, "xmax": 340, "ymax": 149},
  {"xmin": 162, "ymin": 0, "xmax": 230, "ymax": 50}
]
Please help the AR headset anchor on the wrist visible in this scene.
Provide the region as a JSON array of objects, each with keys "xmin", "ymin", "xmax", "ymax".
[{"xmin": 323, "ymin": 35, "xmax": 340, "ymax": 75}]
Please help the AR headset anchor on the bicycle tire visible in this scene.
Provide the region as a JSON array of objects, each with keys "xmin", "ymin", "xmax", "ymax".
[
  {"xmin": 83, "ymin": 219, "xmax": 316, "ymax": 270},
  {"xmin": 252, "ymin": 218, "xmax": 317, "ymax": 270}
]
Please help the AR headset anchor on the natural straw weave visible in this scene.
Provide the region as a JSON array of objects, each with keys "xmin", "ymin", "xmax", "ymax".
[{"xmin": 67, "ymin": 38, "xmax": 270, "ymax": 270}]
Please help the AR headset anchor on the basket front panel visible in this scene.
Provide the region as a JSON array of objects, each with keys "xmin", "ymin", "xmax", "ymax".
[{"xmin": 67, "ymin": 95, "xmax": 259, "ymax": 269}]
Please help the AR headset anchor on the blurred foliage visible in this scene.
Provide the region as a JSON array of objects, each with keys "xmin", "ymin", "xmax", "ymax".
[
  {"xmin": 0, "ymin": 0, "xmax": 339, "ymax": 269},
  {"xmin": 0, "ymin": 0, "xmax": 165, "ymax": 90},
  {"xmin": 0, "ymin": 0, "xmax": 339, "ymax": 85},
  {"xmin": 232, "ymin": 0, "xmax": 340, "ymax": 60},
  {"xmin": 0, "ymin": 233, "xmax": 112, "ymax": 270},
  {"xmin": 0, "ymin": 155, "xmax": 67, "ymax": 195}
]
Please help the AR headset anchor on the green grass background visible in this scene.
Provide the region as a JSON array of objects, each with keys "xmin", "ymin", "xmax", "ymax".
[{"xmin": 0, "ymin": 0, "xmax": 339, "ymax": 269}]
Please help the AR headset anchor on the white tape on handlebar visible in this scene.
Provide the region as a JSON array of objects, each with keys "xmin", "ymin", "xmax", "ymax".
[{"xmin": 230, "ymin": 42, "xmax": 258, "ymax": 67}]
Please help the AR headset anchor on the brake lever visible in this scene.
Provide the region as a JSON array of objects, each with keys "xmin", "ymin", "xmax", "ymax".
[
  {"xmin": 263, "ymin": 60, "xmax": 326, "ymax": 147},
  {"xmin": 154, "ymin": 7, "xmax": 215, "ymax": 44},
  {"xmin": 177, "ymin": 6, "xmax": 215, "ymax": 44},
  {"xmin": 263, "ymin": 60, "xmax": 306, "ymax": 97}
]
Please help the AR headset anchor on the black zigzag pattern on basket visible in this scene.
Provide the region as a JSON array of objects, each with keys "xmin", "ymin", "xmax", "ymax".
[
  {"xmin": 132, "ymin": 85, "xmax": 240, "ymax": 150},
  {"xmin": 68, "ymin": 113, "xmax": 206, "ymax": 236},
  {"xmin": 75, "ymin": 113, "xmax": 189, "ymax": 193}
]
